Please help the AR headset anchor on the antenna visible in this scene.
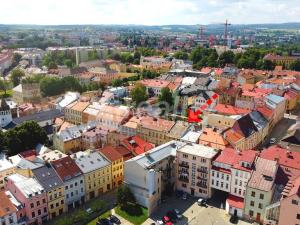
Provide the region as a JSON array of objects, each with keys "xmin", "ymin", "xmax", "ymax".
[{"xmin": 222, "ymin": 19, "xmax": 231, "ymax": 45}]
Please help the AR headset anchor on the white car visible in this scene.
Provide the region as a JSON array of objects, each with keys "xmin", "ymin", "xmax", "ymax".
[
  {"xmin": 182, "ymin": 193, "xmax": 187, "ymax": 200},
  {"xmin": 156, "ymin": 220, "xmax": 164, "ymax": 225},
  {"xmin": 174, "ymin": 209, "xmax": 182, "ymax": 219},
  {"xmin": 197, "ymin": 198, "xmax": 205, "ymax": 206}
]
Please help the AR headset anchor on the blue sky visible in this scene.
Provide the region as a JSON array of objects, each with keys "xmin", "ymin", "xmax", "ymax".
[{"xmin": 1, "ymin": 0, "xmax": 299, "ymax": 25}]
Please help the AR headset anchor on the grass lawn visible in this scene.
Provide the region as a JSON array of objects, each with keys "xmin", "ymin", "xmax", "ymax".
[
  {"xmin": 0, "ymin": 89, "xmax": 12, "ymax": 98},
  {"xmin": 115, "ymin": 204, "xmax": 148, "ymax": 225},
  {"xmin": 86, "ymin": 210, "xmax": 112, "ymax": 225}
]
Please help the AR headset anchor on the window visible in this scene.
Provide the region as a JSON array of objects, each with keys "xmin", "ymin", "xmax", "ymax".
[
  {"xmin": 182, "ymin": 183, "xmax": 187, "ymax": 188},
  {"xmin": 192, "ymin": 156, "xmax": 196, "ymax": 160},
  {"xmin": 250, "ymin": 201, "xmax": 254, "ymax": 207},
  {"xmin": 30, "ymin": 203, "xmax": 34, "ymax": 208},
  {"xmin": 251, "ymin": 191, "xmax": 255, "ymax": 197},
  {"xmin": 297, "ymin": 214, "xmax": 300, "ymax": 219},
  {"xmin": 258, "ymin": 203, "xmax": 263, "ymax": 209},
  {"xmin": 259, "ymin": 194, "xmax": 264, "ymax": 200},
  {"xmin": 50, "ymin": 204, "xmax": 54, "ymax": 209},
  {"xmin": 32, "ymin": 212, "xmax": 35, "ymax": 218},
  {"xmin": 249, "ymin": 210, "xmax": 254, "ymax": 217},
  {"xmin": 212, "ymin": 179, "xmax": 214, "ymax": 185},
  {"xmin": 65, "ymin": 186, "xmax": 68, "ymax": 190},
  {"xmin": 292, "ymin": 199, "xmax": 299, "ymax": 205},
  {"xmin": 37, "ymin": 201, "xmax": 40, "ymax": 206},
  {"xmin": 44, "ymin": 207, "xmax": 47, "ymax": 213},
  {"xmin": 38, "ymin": 209, "xmax": 41, "ymax": 215}
]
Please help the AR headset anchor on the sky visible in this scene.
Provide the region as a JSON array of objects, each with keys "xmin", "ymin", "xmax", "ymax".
[{"xmin": 0, "ymin": 0, "xmax": 299, "ymax": 25}]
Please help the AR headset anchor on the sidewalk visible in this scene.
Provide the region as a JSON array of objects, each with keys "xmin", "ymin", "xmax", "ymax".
[{"xmin": 111, "ymin": 208, "xmax": 134, "ymax": 225}]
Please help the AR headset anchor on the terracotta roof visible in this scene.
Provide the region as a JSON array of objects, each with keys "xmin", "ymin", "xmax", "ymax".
[
  {"xmin": 260, "ymin": 145, "xmax": 300, "ymax": 170},
  {"xmin": 199, "ymin": 128, "xmax": 228, "ymax": 147},
  {"xmin": 284, "ymin": 89, "xmax": 298, "ymax": 100},
  {"xmin": 139, "ymin": 79, "xmax": 170, "ymax": 88},
  {"xmin": 114, "ymin": 145, "xmax": 134, "ymax": 161},
  {"xmin": 213, "ymin": 147, "xmax": 257, "ymax": 172},
  {"xmin": 213, "ymin": 104, "xmax": 250, "ymax": 115},
  {"xmin": 121, "ymin": 136, "xmax": 154, "ymax": 155},
  {"xmin": 99, "ymin": 145, "xmax": 123, "ymax": 161},
  {"xmin": 71, "ymin": 101, "xmax": 90, "ymax": 112},
  {"xmin": 51, "ymin": 156, "xmax": 83, "ymax": 182},
  {"xmin": 0, "ymin": 191, "xmax": 17, "ymax": 217},
  {"xmin": 139, "ymin": 116, "xmax": 175, "ymax": 132},
  {"xmin": 256, "ymin": 106, "xmax": 273, "ymax": 120},
  {"xmin": 226, "ymin": 195, "xmax": 244, "ymax": 209},
  {"xmin": 224, "ymin": 129, "xmax": 244, "ymax": 144}
]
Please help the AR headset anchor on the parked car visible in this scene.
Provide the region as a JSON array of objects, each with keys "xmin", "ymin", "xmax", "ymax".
[
  {"xmin": 109, "ymin": 215, "xmax": 120, "ymax": 224},
  {"xmin": 182, "ymin": 193, "xmax": 187, "ymax": 200},
  {"xmin": 269, "ymin": 138, "xmax": 276, "ymax": 144},
  {"xmin": 162, "ymin": 216, "xmax": 172, "ymax": 224},
  {"xmin": 229, "ymin": 215, "xmax": 238, "ymax": 224},
  {"xmin": 173, "ymin": 209, "xmax": 182, "ymax": 219},
  {"xmin": 197, "ymin": 198, "xmax": 206, "ymax": 206},
  {"xmin": 97, "ymin": 218, "xmax": 112, "ymax": 225},
  {"xmin": 156, "ymin": 220, "xmax": 164, "ymax": 225},
  {"xmin": 86, "ymin": 208, "xmax": 93, "ymax": 214},
  {"xmin": 166, "ymin": 211, "xmax": 177, "ymax": 222}
]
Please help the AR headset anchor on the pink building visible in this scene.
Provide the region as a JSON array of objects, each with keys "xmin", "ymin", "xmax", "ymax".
[
  {"xmin": 5, "ymin": 174, "xmax": 48, "ymax": 225},
  {"xmin": 277, "ymin": 176, "xmax": 300, "ymax": 225}
]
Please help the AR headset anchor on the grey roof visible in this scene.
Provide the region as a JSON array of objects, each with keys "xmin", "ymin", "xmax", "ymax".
[
  {"xmin": 12, "ymin": 109, "xmax": 64, "ymax": 126},
  {"xmin": 249, "ymin": 111, "xmax": 268, "ymax": 130},
  {"xmin": 266, "ymin": 94, "xmax": 285, "ymax": 104},
  {"xmin": 179, "ymin": 85, "xmax": 208, "ymax": 96},
  {"xmin": 127, "ymin": 141, "xmax": 186, "ymax": 169},
  {"xmin": 32, "ymin": 164, "xmax": 63, "ymax": 192}
]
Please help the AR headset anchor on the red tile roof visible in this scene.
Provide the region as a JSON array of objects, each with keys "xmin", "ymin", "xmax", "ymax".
[
  {"xmin": 214, "ymin": 104, "xmax": 250, "ymax": 116},
  {"xmin": 121, "ymin": 136, "xmax": 155, "ymax": 155},
  {"xmin": 114, "ymin": 146, "xmax": 134, "ymax": 161},
  {"xmin": 260, "ymin": 146, "xmax": 300, "ymax": 171},
  {"xmin": 226, "ymin": 195, "xmax": 244, "ymax": 209},
  {"xmin": 99, "ymin": 145, "xmax": 123, "ymax": 162},
  {"xmin": 284, "ymin": 90, "xmax": 298, "ymax": 100},
  {"xmin": 213, "ymin": 148, "xmax": 257, "ymax": 172},
  {"xmin": 0, "ymin": 191, "xmax": 17, "ymax": 217},
  {"xmin": 51, "ymin": 156, "xmax": 83, "ymax": 182},
  {"xmin": 256, "ymin": 106, "xmax": 274, "ymax": 120},
  {"xmin": 139, "ymin": 79, "xmax": 170, "ymax": 88},
  {"xmin": 224, "ymin": 129, "xmax": 244, "ymax": 144}
]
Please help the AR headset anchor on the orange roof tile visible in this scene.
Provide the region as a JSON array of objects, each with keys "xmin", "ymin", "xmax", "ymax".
[{"xmin": 0, "ymin": 191, "xmax": 17, "ymax": 217}]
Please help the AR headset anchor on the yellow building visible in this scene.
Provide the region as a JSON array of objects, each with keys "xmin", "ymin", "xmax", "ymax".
[
  {"xmin": 0, "ymin": 156, "xmax": 15, "ymax": 190},
  {"xmin": 284, "ymin": 90, "xmax": 298, "ymax": 111},
  {"xmin": 72, "ymin": 150, "xmax": 112, "ymax": 201},
  {"xmin": 32, "ymin": 165, "xmax": 66, "ymax": 219},
  {"xmin": 64, "ymin": 101, "xmax": 90, "ymax": 125},
  {"xmin": 99, "ymin": 146, "xmax": 124, "ymax": 188},
  {"xmin": 136, "ymin": 116, "xmax": 175, "ymax": 146}
]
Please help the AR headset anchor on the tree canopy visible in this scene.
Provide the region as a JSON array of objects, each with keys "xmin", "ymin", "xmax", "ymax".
[
  {"xmin": 131, "ymin": 83, "xmax": 148, "ymax": 106},
  {"xmin": 117, "ymin": 186, "xmax": 136, "ymax": 206},
  {"xmin": 290, "ymin": 60, "xmax": 300, "ymax": 71},
  {"xmin": 159, "ymin": 87, "xmax": 173, "ymax": 106},
  {"xmin": 0, "ymin": 121, "xmax": 48, "ymax": 156},
  {"xmin": 10, "ymin": 68, "xmax": 25, "ymax": 86}
]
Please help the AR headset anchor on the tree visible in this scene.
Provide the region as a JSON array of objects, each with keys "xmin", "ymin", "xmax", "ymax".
[
  {"xmin": 64, "ymin": 59, "xmax": 74, "ymax": 68},
  {"xmin": 117, "ymin": 186, "xmax": 136, "ymax": 206},
  {"xmin": 12, "ymin": 53, "xmax": 22, "ymax": 66},
  {"xmin": 111, "ymin": 79, "xmax": 123, "ymax": 87},
  {"xmin": 218, "ymin": 51, "xmax": 235, "ymax": 67},
  {"xmin": 0, "ymin": 79, "xmax": 10, "ymax": 95},
  {"xmin": 48, "ymin": 61, "xmax": 58, "ymax": 69},
  {"xmin": 159, "ymin": 87, "xmax": 173, "ymax": 106},
  {"xmin": 131, "ymin": 83, "xmax": 148, "ymax": 106},
  {"xmin": 290, "ymin": 60, "xmax": 300, "ymax": 71},
  {"xmin": 174, "ymin": 51, "xmax": 188, "ymax": 60},
  {"xmin": 10, "ymin": 68, "xmax": 25, "ymax": 86},
  {"xmin": 261, "ymin": 59, "xmax": 276, "ymax": 70}
]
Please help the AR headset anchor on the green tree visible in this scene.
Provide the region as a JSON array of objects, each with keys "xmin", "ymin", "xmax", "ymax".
[
  {"xmin": 174, "ymin": 51, "xmax": 189, "ymax": 60},
  {"xmin": 12, "ymin": 53, "xmax": 22, "ymax": 66},
  {"xmin": 261, "ymin": 59, "xmax": 276, "ymax": 70},
  {"xmin": 10, "ymin": 68, "xmax": 25, "ymax": 86},
  {"xmin": 290, "ymin": 60, "xmax": 300, "ymax": 71},
  {"xmin": 117, "ymin": 186, "xmax": 136, "ymax": 206},
  {"xmin": 159, "ymin": 87, "xmax": 173, "ymax": 106},
  {"xmin": 48, "ymin": 61, "xmax": 58, "ymax": 69},
  {"xmin": 64, "ymin": 59, "xmax": 74, "ymax": 68},
  {"xmin": 131, "ymin": 83, "xmax": 148, "ymax": 106},
  {"xmin": 218, "ymin": 51, "xmax": 235, "ymax": 67},
  {"xmin": 111, "ymin": 79, "xmax": 123, "ymax": 87},
  {"xmin": 0, "ymin": 79, "xmax": 10, "ymax": 95}
]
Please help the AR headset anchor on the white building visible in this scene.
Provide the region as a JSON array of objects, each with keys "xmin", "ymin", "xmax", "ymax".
[
  {"xmin": 124, "ymin": 141, "xmax": 186, "ymax": 215},
  {"xmin": 0, "ymin": 99, "xmax": 12, "ymax": 128},
  {"xmin": 176, "ymin": 143, "xmax": 219, "ymax": 199},
  {"xmin": 210, "ymin": 148, "xmax": 257, "ymax": 218}
]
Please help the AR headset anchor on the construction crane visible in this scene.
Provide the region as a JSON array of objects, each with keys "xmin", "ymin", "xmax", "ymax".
[{"xmin": 222, "ymin": 19, "xmax": 231, "ymax": 45}]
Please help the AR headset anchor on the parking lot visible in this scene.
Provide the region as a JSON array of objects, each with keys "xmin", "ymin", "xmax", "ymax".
[{"xmin": 142, "ymin": 194, "xmax": 252, "ymax": 225}]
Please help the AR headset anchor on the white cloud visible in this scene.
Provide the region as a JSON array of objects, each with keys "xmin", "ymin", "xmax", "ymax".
[{"xmin": 0, "ymin": 0, "xmax": 299, "ymax": 25}]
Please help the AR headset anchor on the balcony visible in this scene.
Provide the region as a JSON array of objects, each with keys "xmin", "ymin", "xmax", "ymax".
[
  {"xmin": 197, "ymin": 176, "xmax": 207, "ymax": 181},
  {"xmin": 178, "ymin": 170, "xmax": 189, "ymax": 175},
  {"xmin": 197, "ymin": 168, "xmax": 208, "ymax": 173},
  {"xmin": 196, "ymin": 182, "xmax": 207, "ymax": 188},
  {"xmin": 179, "ymin": 162, "xmax": 189, "ymax": 169},
  {"xmin": 178, "ymin": 176, "xmax": 189, "ymax": 183}
]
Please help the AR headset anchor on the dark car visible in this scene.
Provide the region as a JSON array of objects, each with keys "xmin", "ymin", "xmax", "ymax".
[
  {"xmin": 229, "ymin": 215, "xmax": 238, "ymax": 224},
  {"xmin": 97, "ymin": 218, "xmax": 112, "ymax": 225},
  {"xmin": 109, "ymin": 215, "xmax": 121, "ymax": 224},
  {"xmin": 167, "ymin": 211, "xmax": 177, "ymax": 222}
]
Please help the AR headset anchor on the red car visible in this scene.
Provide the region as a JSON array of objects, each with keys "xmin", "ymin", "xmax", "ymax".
[{"xmin": 162, "ymin": 216, "xmax": 173, "ymax": 225}]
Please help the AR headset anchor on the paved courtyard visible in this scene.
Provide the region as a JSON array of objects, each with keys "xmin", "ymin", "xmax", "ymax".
[{"xmin": 142, "ymin": 196, "xmax": 253, "ymax": 225}]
